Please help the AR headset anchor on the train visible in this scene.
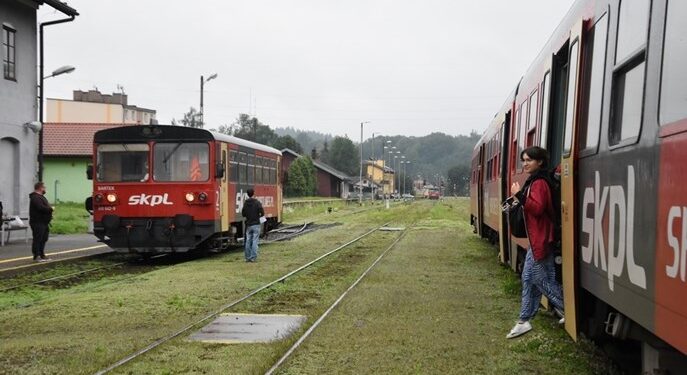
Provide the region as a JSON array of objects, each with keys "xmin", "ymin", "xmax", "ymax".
[
  {"xmin": 87, "ymin": 125, "xmax": 282, "ymax": 254},
  {"xmin": 469, "ymin": 0, "xmax": 687, "ymax": 371}
]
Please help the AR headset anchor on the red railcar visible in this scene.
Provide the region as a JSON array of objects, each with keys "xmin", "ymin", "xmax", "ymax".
[
  {"xmin": 470, "ymin": 0, "xmax": 687, "ymax": 371},
  {"xmin": 90, "ymin": 125, "xmax": 282, "ymax": 253}
]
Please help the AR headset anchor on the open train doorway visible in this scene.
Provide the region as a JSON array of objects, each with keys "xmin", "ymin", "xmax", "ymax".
[{"xmin": 545, "ymin": 42, "xmax": 569, "ymax": 168}]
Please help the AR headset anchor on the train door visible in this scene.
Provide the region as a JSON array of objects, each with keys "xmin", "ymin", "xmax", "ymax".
[
  {"xmin": 559, "ymin": 20, "xmax": 584, "ymax": 341},
  {"xmin": 499, "ymin": 115, "xmax": 511, "ymax": 263},
  {"xmin": 476, "ymin": 143, "xmax": 485, "ymax": 237},
  {"xmin": 220, "ymin": 143, "xmax": 230, "ymax": 232}
]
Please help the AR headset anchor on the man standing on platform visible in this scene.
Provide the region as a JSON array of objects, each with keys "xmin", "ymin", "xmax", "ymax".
[
  {"xmin": 241, "ymin": 189, "xmax": 264, "ymax": 262},
  {"xmin": 29, "ymin": 182, "xmax": 53, "ymax": 262}
]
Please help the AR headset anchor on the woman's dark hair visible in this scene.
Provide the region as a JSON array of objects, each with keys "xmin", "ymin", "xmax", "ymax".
[{"xmin": 520, "ymin": 146, "xmax": 549, "ymax": 168}]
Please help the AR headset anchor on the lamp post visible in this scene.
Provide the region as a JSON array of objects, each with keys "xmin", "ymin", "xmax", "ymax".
[
  {"xmin": 200, "ymin": 73, "xmax": 218, "ymax": 128},
  {"xmin": 359, "ymin": 121, "xmax": 370, "ymax": 204},
  {"xmin": 38, "ymin": 65, "xmax": 76, "ymax": 180}
]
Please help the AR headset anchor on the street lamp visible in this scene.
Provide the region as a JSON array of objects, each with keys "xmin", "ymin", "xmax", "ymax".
[
  {"xmin": 38, "ymin": 65, "xmax": 76, "ymax": 180},
  {"xmin": 359, "ymin": 121, "xmax": 370, "ymax": 204},
  {"xmin": 200, "ymin": 73, "xmax": 218, "ymax": 128}
]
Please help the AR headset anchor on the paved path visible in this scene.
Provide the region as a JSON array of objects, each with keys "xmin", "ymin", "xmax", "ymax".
[{"xmin": 0, "ymin": 233, "xmax": 110, "ymax": 272}]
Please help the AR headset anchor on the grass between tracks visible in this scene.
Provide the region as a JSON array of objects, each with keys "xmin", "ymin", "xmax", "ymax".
[
  {"xmin": 277, "ymin": 199, "xmax": 614, "ymax": 375},
  {"xmin": 0, "ymin": 200, "xmax": 419, "ymax": 374},
  {"xmin": 0, "ymin": 199, "xmax": 613, "ymax": 374}
]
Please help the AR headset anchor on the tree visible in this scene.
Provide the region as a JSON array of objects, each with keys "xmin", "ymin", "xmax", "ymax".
[
  {"xmin": 219, "ymin": 114, "xmax": 278, "ymax": 146},
  {"xmin": 286, "ymin": 156, "xmax": 317, "ymax": 197},
  {"xmin": 447, "ymin": 165, "xmax": 471, "ymax": 196},
  {"xmin": 171, "ymin": 107, "xmax": 203, "ymax": 128},
  {"xmin": 328, "ymin": 136, "xmax": 358, "ymax": 176},
  {"xmin": 272, "ymin": 135, "xmax": 303, "ymax": 154}
]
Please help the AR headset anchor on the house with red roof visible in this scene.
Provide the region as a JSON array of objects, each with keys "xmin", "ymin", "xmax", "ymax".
[{"xmin": 42, "ymin": 122, "xmax": 122, "ymax": 202}]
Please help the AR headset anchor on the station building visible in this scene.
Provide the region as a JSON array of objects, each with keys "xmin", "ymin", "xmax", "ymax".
[{"xmin": 0, "ymin": 0, "xmax": 78, "ymax": 217}]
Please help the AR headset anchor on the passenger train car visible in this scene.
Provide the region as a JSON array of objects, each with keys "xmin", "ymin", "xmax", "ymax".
[
  {"xmin": 89, "ymin": 125, "xmax": 282, "ymax": 254},
  {"xmin": 470, "ymin": 0, "xmax": 687, "ymax": 371}
]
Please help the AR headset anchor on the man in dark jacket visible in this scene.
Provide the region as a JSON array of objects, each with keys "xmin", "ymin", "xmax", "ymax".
[
  {"xmin": 29, "ymin": 182, "xmax": 53, "ymax": 262},
  {"xmin": 241, "ymin": 189, "xmax": 264, "ymax": 262}
]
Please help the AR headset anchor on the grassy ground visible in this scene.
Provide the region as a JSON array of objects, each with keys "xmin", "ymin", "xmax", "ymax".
[
  {"xmin": 0, "ymin": 199, "xmax": 614, "ymax": 374},
  {"xmin": 50, "ymin": 202, "xmax": 90, "ymax": 235},
  {"xmin": 0, "ymin": 201, "xmax": 416, "ymax": 374},
  {"xmin": 276, "ymin": 199, "xmax": 613, "ymax": 375}
]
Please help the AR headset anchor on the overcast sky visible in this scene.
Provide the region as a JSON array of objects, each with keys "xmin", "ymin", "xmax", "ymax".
[{"xmin": 39, "ymin": 0, "xmax": 574, "ymax": 138}]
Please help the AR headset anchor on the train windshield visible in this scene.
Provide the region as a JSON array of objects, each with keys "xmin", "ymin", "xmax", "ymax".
[
  {"xmin": 153, "ymin": 142, "xmax": 209, "ymax": 182},
  {"xmin": 96, "ymin": 144, "xmax": 150, "ymax": 182}
]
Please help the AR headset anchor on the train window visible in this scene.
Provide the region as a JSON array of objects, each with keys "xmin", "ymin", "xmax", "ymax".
[
  {"xmin": 615, "ymin": 0, "xmax": 650, "ymax": 64},
  {"xmin": 660, "ymin": 0, "xmax": 687, "ymax": 126},
  {"xmin": 527, "ymin": 90, "xmax": 538, "ymax": 130},
  {"xmin": 247, "ymin": 155, "xmax": 254, "ymax": 184},
  {"xmin": 255, "ymin": 157, "xmax": 263, "ymax": 184},
  {"xmin": 96, "ymin": 143, "xmax": 149, "ymax": 182},
  {"xmin": 610, "ymin": 61, "xmax": 645, "ymax": 144},
  {"xmin": 153, "ymin": 143, "xmax": 209, "ymax": 182},
  {"xmin": 239, "ymin": 152, "xmax": 246, "ymax": 184},
  {"xmin": 539, "ymin": 73, "xmax": 551, "ymax": 147},
  {"xmin": 563, "ymin": 41, "xmax": 580, "ymax": 156},
  {"xmin": 579, "ymin": 13, "xmax": 609, "ymax": 152},
  {"xmin": 517, "ymin": 102, "xmax": 526, "ymax": 169},
  {"xmin": 229, "ymin": 150, "xmax": 238, "ymax": 182}
]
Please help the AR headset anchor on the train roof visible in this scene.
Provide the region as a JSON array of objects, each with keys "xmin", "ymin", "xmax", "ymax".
[{"xmin": 94, "ymin": 125, "xmax": 282, "ymax": 156}]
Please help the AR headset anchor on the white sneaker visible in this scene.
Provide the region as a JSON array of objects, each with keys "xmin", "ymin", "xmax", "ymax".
[
  {"xmin": 558, "ymin": 317, "xmax": 565, "ymax": 325},
  {"xmin": 506, "ymin": 321, "xmax": 532, "ymax": 339}
]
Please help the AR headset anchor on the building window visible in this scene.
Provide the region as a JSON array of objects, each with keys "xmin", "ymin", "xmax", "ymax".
[
  {"xmin": 660, "ymin": 0, "xmax": 687, "ymax": 125},
  {"xmin": 3, "ymin": 26, "xmax": 16, "ymax": 80},
  {"xmin": 609, "ymin": 0, "xmax": 649, "ymax": 145},
  {"xmin": 579, "ymin": 13, "xmax": 609, "ymax": 152}
]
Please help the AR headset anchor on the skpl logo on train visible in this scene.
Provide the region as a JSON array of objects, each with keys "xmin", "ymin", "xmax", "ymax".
[{"xmin": 128, "ymin": 193, "xmax": 173, "ymax": 206}]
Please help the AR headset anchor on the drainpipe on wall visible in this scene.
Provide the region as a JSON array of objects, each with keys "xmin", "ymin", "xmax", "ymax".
[{"xmin": 38, "ymin": 14, "xmax": 76, "ymax": 181}]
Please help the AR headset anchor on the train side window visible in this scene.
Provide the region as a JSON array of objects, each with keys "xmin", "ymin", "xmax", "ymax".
[
  {"xmin": 615, "ymin": 0, "xmax": 650, "ymax": 64},
  {"xmin": 247, "ymin": 154, "xmax": 255, "ymax": 184},
  {"xmin": 528, "ymin": 90, "xmax": 539, "ymax": 130},
  {"xmin": 517, "ymin": 102, "xmax": 526, "ymax": 169},
  {"xmin": 609, "ymin": 0, "xmax": 649, "ymax": 146},
  {"xmin": 659, "ymin": 0, "xmax": 687, "ymax": 126},
  {"xmin": 579, "ymin": 13, "xmax": 609, "ymax": 154},
  {"xmin": 229, "ymin": 150, "xmax": 238, "ymax": 182},
  {"xmin": 239, "ymin": 152, "xmax": 246, "ymax": 184},
  {"xmin": 540, "ymin": 72, "xmax": 551, "ymax": 147},
  {"xmin": 563, "ymin": 41, "xmax": 580, "ymax": 156}
]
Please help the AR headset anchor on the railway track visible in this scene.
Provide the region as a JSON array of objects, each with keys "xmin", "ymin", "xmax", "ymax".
[{"xmin": 94, "ymin": 222, "xmax": 392, "ymax": 375}]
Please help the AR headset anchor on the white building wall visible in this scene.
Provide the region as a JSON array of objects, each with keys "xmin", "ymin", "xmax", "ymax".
[{"xmin": 0, "ymin": 1, "xmax": 38, "ymax": 217}]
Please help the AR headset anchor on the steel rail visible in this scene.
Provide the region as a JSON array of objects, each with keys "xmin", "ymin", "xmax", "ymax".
[
  {"xmin": 0, "ymin": 254, "xmax": 169, "ymax": 293},
  {"xmin": 264, "ymin": 225, "xmax": 410, "ymax": 375},
  {"xmin": 93, "ymin": 223, "xmax": 389, "ymax": 375}
]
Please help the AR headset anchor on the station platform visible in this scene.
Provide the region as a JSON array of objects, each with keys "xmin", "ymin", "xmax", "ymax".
[{"xmin": 0, "ymin": 233, "xmax": 110, "ymax": 272}]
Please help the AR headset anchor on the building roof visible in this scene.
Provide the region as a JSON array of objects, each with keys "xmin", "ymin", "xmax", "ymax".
[
  {"xmin": 37, "ymin": 0, "xmax": 79, "ymax": 16},
  {"xmin": 280, "ymin": 148, "xmax": 350, "ymax": 180},
  {"xmin": 44, "ymin": 123, "xmax": 123, "ymax": 156}
]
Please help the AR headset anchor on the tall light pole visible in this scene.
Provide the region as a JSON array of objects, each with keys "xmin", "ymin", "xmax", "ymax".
[
  {"xmin": 359, "ymin": 121, "xmax": 370, "ymax": 204},
  {"xmin": 200, "ymin": 73, "xmax": 217, "ymax": 128},
  {"xmin": 38, "ymin": 65, "xmax": 76, "ymax": 180}
]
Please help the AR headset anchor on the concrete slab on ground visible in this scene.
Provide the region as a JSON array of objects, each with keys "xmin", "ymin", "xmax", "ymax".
[
  {"xmin": 0, "ymin": 233, "xmax": 110, "ymax": 271},
  {"xmin": 189, "ymin": 313, "xmax": 307, "ymax": 344}
]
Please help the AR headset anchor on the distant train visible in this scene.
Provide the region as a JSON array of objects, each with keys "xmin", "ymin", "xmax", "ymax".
[
  {"xmin": 470, "ymin": 0, "xmax": 687, "ymax": 372},
  {"xmin": 88, "ymin": 125, "xmax": 282, "ymax": 253}
]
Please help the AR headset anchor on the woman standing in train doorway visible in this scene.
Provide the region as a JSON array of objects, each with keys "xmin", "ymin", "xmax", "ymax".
[{"xmin": 506, "ymin": 146, "xmax": 564, "ymax": 339}]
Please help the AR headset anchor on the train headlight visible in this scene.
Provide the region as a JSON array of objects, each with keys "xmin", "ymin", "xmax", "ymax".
[
  {"xmin": 94, "ymin": 193, "xmax": 104, "ymax": 203},
  {"xmin": 198, "ymin": 192, "xmax": 208, "ymax": 202},
  {"xmin": 106, "ymin": 193, "xmax": 117, "ymax": 203},
  {"xmin": 185, "ymin": 193, "xmax": 195, "ymax": 202}
]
